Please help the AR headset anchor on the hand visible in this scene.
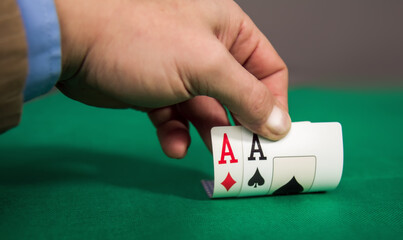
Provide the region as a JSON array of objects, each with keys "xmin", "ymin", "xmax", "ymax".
[{"xmin": 54, "ymin": 0, "xmax": 291, "ymax": 158}]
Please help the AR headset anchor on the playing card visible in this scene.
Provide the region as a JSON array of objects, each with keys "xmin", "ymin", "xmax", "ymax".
[
  {"xmin": 268, "ymin": 156, "xmax": 316, "ymax": 195},
  {"xmin": 305, "ymin": 122, "xmax": 343, "ymax": 192},
  {"xmin": 264, "ymin": 122, "xmax": 343, "ymax": 195},
  {"xmin": 210, "ymin": 126, "xmax": 244, "ymax": 198},
  {"xmin": 238, "ymin": 129, "xmax": 273, "ymax": 197},
  {"xmin": 203, "ymin": 122, "xmax": 343, "ymax": 198}
]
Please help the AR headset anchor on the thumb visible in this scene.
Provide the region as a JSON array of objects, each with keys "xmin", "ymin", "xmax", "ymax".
[{"xmin": 190, "ymin": 43, "xmax": 291, "ymax": 140}]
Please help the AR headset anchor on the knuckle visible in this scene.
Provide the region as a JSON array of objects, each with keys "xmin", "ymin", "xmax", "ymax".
[
  {"xmin": 199, "ymin": 48, "xmax": 227, "ymax": 75},
  {"xmin": 190, "ymin": 46, "xmax": 228, "ymax": 96}
]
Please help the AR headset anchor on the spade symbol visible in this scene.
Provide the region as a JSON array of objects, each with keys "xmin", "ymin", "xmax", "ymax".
[
  {"xmin": 273, "ymin": 176, "xmax": 304, "ymax": 195},
  {"xmin": 248, "ymin": 168, "xmax": 265, "ymax": 188}
]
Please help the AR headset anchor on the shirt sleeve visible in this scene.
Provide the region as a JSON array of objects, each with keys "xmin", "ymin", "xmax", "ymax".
[{"xmin": 17, "ymin": 0, "xmax": 62, "ymax": 101}]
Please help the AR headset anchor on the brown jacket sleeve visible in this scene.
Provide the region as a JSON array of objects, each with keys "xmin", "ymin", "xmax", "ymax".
[{"xmin": 0, "ymin": 0, "xmax": 28, "ymax": 133}]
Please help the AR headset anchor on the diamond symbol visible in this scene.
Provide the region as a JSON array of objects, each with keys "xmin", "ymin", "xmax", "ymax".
[{"xmin": 221, "ymin": 172, "xmax": 236, "ymax": 191}]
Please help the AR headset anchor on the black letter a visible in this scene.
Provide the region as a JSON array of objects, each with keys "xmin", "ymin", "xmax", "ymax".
[{"xmin": 248, "ymin": 134, "xmax": 267, "ymax": 160}]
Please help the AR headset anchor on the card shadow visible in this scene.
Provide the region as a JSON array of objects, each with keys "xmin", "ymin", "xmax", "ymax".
[{"xmin": 0, "ymin": 146, "xmax": 210, "ymax": 200}]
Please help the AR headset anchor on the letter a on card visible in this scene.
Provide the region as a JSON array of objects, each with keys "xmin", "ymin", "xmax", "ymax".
[
  {"xmin": 219, "ymin": 133, "xmax": 238, "ymax": 164},
  {"xmin": 211, "ymin": 126, "xmax": 244, "ymax": 198}
]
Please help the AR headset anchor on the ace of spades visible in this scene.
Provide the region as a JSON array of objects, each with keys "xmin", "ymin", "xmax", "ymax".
[{"xmin": 239, "ymin": 130, "xmax": 273, "ymax": 197}]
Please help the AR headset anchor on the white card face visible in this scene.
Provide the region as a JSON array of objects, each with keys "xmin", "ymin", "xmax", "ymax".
[
  {"xmin": 307, "ymin": 122, "xmax": 343, "ymax": 192},
  {"xmin": 238, "ymin": 128, "xmax": 273, "ymax": 197},
  {"xmin": 260, "ymin": 122, "xmax": 343, "ymax": 195},
  {"xmin": 211, "ymin": 126, "xmax": 244, "ymax": 198},
  {"xmin": 268, "ymin": 156, "xmax": 316, "ymax": 195}
]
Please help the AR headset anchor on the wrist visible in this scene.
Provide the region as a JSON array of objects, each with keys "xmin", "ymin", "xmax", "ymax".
[{"xmin": 54, "ymin": 0, "xmax": 94, "ymax": 82}]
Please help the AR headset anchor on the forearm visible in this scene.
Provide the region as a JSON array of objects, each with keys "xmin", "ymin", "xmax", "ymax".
[{"xmin": 0, "ymin": 0, "xmax": 28, "ymax": 133}]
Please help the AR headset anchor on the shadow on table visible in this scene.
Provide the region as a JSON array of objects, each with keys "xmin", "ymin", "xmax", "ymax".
[{"xmin": 0, "ymin": 146, "xmax": 209, "ymax": 200}]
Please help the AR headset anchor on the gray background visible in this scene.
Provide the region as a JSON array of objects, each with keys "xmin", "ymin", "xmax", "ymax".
[{"xmin": 235, "ymin": 0, "xmax": 403, "ymax": 86}]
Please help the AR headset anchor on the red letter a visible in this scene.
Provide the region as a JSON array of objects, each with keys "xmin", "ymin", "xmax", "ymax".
[{"xmin": 218, "ymin": 133, "xmax": 238, "ymax": 164}]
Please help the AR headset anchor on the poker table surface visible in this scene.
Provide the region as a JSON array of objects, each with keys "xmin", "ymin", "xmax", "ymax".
[{"xmin": 1, "ymin": 87, "xmax": 402, "ymax": 239}]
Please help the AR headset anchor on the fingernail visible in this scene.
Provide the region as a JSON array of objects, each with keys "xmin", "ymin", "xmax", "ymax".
[{"xmin": 266, "ymin": 105, "xmax": 291, "ymax": 136}]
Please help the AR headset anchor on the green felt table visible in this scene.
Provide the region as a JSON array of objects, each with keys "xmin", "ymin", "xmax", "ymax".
[{"xmin": 0, "ymin": 88, "xmax": 402, "ymax": 239}]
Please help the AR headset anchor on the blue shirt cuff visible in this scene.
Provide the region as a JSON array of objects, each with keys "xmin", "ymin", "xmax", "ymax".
[{"xmin": 17, "ymin": 0, "xmax": 62, "ymax": 101}]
